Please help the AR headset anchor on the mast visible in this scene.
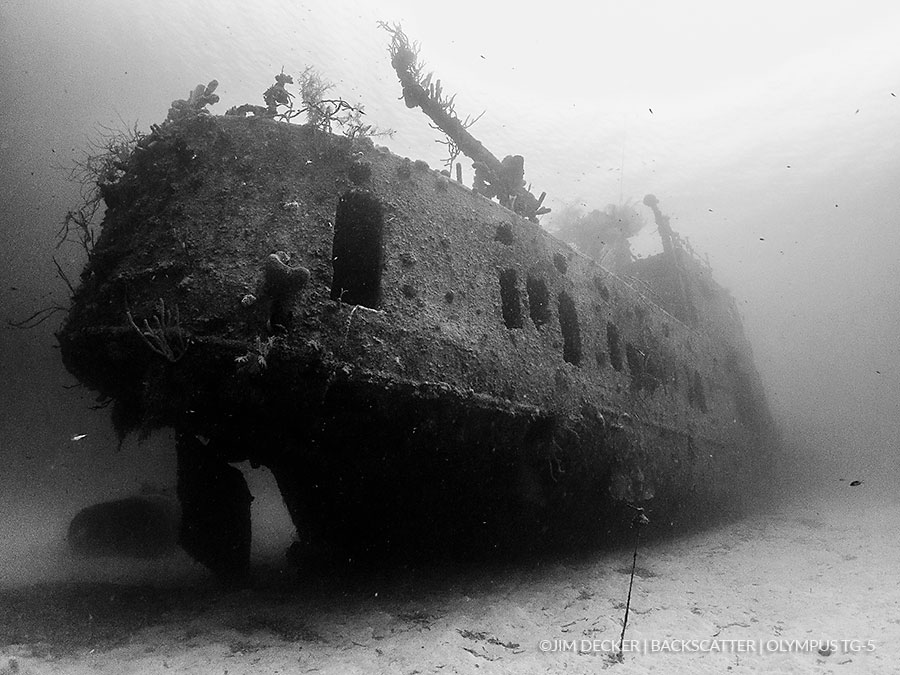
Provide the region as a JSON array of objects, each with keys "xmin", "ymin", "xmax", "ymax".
[
  {"xmin": 381, "ymin": 23, "xmax": 549, "ymax": 222},
  {"xmin": 643, "ymin": 194, "xmax": 698, "ymax": 325}
]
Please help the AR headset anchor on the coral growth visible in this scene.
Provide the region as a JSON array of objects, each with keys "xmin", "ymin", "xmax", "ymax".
[
  {"xmin": 260, "ymin": 251, "xmax": 310, "ymax": 332},
  {"xmin": 61, "ymin": 68, "xmax": 387, "ymax": 277},
  {"xmin": 235, "ymin": 336, "xmax": 276, "ymax": 375},
  {"xmin": 379, "ymin": 22, "xmax": 549, "ymax": 222},
  {"xmin": 226, "ymin": 68, "xmax": 392, "ymax": 141},
  {"xmin": 59, "ymin": 121, "xmax": 145, "ymax": 258},
  {"xmin": 166, "ymin": 80, "xmax": 220, "ymax": 123},
  {"xmin": 126, "ymin": 298, "xmax": 187, "ymax": 362},
  {"xmin": 264, "ymin": 71, "xmax": 296, "ymax": 116},
  {"xmin": 263, "ymin": 251, "xmax": 310, "ymax": 298}
]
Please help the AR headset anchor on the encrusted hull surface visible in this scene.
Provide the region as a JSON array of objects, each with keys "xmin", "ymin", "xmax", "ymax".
[{"xmin": 58, "ymin": 115, "xmax": 777, "ymax": 562}]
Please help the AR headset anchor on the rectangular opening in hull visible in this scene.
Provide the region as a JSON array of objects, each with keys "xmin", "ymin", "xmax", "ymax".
[{"xmin": 331, "ymin": 189, "xmax": 384, "ymax": 308}]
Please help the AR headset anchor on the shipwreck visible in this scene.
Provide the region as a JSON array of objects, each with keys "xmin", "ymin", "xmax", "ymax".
[{"xmin": 57, "ymin": 46, "xmax": 777, "ymax": 579}]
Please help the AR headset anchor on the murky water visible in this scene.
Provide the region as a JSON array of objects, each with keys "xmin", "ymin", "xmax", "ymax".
[{"xmin": 1, "ymin": 2, "xmax": 899, "ymax": 672}]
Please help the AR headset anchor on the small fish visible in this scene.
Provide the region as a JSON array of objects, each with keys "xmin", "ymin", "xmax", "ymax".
[
  {"xmin": 849, "ymin": 480, "xmax": 863, "ymax": 487},
  {"xmin": 648, "ymin": 108, "xmax": 653, "ymax": 114},
  {"xmin": 71, "ymin": 434, "xmax": 87, "ymax": 442}
]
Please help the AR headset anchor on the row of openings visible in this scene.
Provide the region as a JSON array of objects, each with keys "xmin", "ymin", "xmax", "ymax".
[
  {"xmin": 328, "ymin": 194, "xmax": 708, "ymax": 411},
  {"xmin": 328, "ymin": 191, "xmax": 596, "ymax": 329},
  {"xmin": 499, "ymin": 269, "xmax": 581, "ymax": 365},
  {"xmin": 499, "ymin": 270, "xmax": 708, "ymax": 406}
]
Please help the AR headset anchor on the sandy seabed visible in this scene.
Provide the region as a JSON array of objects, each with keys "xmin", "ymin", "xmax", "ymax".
[{"xmin": 1, "ymin": 485, "xmax": 897, "ymax": 675}]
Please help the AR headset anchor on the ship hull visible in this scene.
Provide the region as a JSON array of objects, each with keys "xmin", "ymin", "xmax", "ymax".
[{"xmin": 58, "ymin": 115, "xmax": 777, "ymax": 569}]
